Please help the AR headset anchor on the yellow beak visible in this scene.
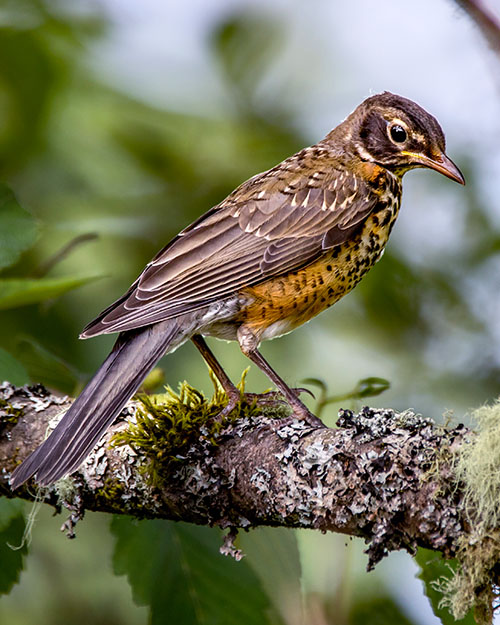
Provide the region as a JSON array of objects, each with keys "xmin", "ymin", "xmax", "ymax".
[{"xmin": 401, "ymin": 151, "xmax": 465, "ymax": 185}]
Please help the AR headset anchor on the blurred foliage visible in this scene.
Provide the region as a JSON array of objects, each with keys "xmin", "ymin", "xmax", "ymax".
[
  {"xmin": 0, "ymin": 185, "xmax": 39, "ymax": 269},
  {"xmin": 0, "ymin": 347, "xmax": 29, "ymax": 385},
  {"xmin": 211, "ymin": 13, "xmax": 285, "ymax": 118},
  {"xmin": 0, "ymin": 274, "xmax": 100, "ymax": 310},
  {"xmin": 237, "ymin": 527, "xmax": 303, "ymax": 625},
  {"xmin": 0, "ymin": 499, "xmax": 27, "ymax": 595},
  {"xmin": 111, "ymin": 518, "xmax": 279, "ymax": 625},
  {"xmin": 305, "ymin": 376, "xmax": 391, "ymax": 417},
  {"xmin": 348, "ymin": 595, "xmax": 416, "ymax": 625},
  {"xmin": 0, "ymin": 180, "xmax": 101, "ymax": 385},
  {"xmin": 415, "ymin": 549, "xmax": 475, "ymax": 625},
  {"xmin": 0, "ymin": 0, "xmax": 496, "ymax": 408},
  {"xmin": 0, "ymin": 1, "xmax": 498, "ymax": 624}
]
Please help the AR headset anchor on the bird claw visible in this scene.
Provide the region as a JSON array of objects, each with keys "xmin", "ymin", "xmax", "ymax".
[
  {"xmin": 291, "ymin": 386, "xmax": 316, "ymax": 400},
  {"xmin": 241, "ymin": 387, "xmax": 315, "ymax": 402},
  {"xmin": 214, "ymin": 388, "xmax": 322, "ymax": 428}
]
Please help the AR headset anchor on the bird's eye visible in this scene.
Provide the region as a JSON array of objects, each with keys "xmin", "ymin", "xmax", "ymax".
[{"xmin": 389, "ymin": 124, "xmax": 407, "ymax": 143}]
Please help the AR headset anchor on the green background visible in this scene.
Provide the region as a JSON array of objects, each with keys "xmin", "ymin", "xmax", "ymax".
[{"xmin": 0, "ymin": 1, "xmax": 498, "ymax": 623}]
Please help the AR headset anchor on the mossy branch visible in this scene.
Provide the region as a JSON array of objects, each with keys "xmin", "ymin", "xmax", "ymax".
[{"xmin": 2, "ymin": 382, "xmax": 500, "ymax": 623}]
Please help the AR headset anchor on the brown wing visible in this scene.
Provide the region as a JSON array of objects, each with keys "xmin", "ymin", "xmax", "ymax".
[{"xmin": 82, "ymin": 160, "xmax": 380, "ymax": 337}]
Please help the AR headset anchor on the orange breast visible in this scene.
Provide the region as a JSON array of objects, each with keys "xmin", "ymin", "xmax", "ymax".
[{"xmin": 237, "ymin": 204, "xmax": 399, "ymax": 341}]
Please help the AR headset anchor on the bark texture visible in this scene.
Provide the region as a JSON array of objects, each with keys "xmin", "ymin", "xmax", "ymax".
[{"xmin": 0, "ymin": 381, "xmax": 469, "ymax": 567}]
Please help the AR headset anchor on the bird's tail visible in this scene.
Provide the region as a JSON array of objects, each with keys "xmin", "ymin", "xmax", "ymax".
[{"xmin": 10, "ymin": 319, "xmax": 182, "ymax": 488}]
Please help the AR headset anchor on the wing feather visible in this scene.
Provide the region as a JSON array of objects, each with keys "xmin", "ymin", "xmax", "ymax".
[{"xmin": 82, "ymin": 156, "xmax": 384, "ymax": 337}]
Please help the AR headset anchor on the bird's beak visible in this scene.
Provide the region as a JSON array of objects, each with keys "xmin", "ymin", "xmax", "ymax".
[{"xmin": 401, "ymin": 151, "xmax": 465, "ymax": 185}]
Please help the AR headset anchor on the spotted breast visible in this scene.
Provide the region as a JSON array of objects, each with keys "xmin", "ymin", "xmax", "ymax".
[{"xmin": 232, "ymin": 165, "xmax": 402, "ymax": 342}]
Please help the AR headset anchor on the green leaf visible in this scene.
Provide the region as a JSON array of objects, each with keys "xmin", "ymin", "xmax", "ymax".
[
  {"xmin": 0, "ymin": 498, "xmax": 24, "ymax": 531},
  {"xmin": 15, "ymin": 338, "xmax": 79, "ymax": 394},
  {"xmin": 238, "ymin": 527, "xmax": 302, "ymax": 624},
  {"xmin": 0, "ymin": 275, "xmax": 101, "ymax": 310},
  {"xmin": 0, "ymin": 499, "xmax": 27, "ymax": 595},
  {"xmin": 414, "ymin": 548, "xmax": 475, "ymax": 625},
  {"xmin": 111, "ymin": 517, "xmax": 277, "ymax": 625},
  {"xmin": 0, "ymin": 185, "xmax": 38, "ymax": 271},
  {"xmin": 0, "ymin": 348, "xmax": 29, "ymax": 385},
  {"xmin": 0, "ymin": 29, "xmax": 56, "ymax": 174},
  {"xmin": 354, "ymin": 377, "xmax": 391, "ymax": 399},
  {"xmin": 329, "ymin": 376, "xmax": 390, "ymax": 403},
  {"xmin": 304, "ymin": 377, "xmax": 391, "ymax": 417},
  {"xmin": 210, "ymin": 14, "xmax": 283, "ymax": 109},
  {"xmin": 348, "ymin": 595, "xmax": 417, "ymax": 625}
]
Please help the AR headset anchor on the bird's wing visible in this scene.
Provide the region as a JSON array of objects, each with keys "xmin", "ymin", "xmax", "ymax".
[{"xmin": 82, "ymin": 161, "xmax": 383, "ymax": 337}]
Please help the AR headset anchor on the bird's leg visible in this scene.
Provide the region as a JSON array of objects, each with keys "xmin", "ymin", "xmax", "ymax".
[
  {"xmin": 191, "ymin": 334, "xmax": 311, "ymax": 420},
  {"xmin": 237, "ymin": 328, "xmax": 324, "ymax": 428},
  {"xmin": 191, "ymin": 334, "xmax": 279, "ymax": 419},
  {"xmin": 191, "ymin": 334, "xmax": 241, "ymax": 406}
]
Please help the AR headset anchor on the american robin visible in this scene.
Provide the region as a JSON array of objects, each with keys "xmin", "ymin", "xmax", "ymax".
[{"xmin": 11, "ymin": 92, "xmax": 465, "ymax": 488}]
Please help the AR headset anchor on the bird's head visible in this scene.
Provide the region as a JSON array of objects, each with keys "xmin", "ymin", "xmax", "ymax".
[{"xmin": 346, "ymin": 92, "xmax": 465, "ymax": 184}]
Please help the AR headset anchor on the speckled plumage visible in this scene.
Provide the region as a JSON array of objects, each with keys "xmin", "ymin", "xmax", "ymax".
[{"xmin": 11, "ymin": 92, "xmax": 465, "ymax": 488}]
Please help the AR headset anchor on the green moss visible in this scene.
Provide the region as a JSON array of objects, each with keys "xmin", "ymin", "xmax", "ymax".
[
  {"xmin": 0, "ymin": 398, "xmax": 24, "ymax": 427},
  {"xmin": 101, "ymin": 477, "xmax": 127, "ymax": 500},
  {"xmin": 95, "ymin": 477, "xmax": 135, "ymax": 513},
  {"xmin": 111, "ymin": 372, "xmax": 262, "ymax": 488}
]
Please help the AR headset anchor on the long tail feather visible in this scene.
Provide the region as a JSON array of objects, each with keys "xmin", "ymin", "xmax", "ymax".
[{"xmin": 10, "ymin": 320, "xmax": 182, "ymax": 488}]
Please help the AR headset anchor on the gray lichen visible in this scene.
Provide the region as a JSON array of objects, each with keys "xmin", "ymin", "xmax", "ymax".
[
  {"xmin": 0, "ymin": 382, "xmax": 474, "ymax": 612},
  {"xmin": 438, "ymin": 400, "xmax": 500, "ymax": 624}
]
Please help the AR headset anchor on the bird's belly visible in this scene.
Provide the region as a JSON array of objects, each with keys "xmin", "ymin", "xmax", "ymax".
[{"xmin": 236, "ymin": 206, "xmax": 399, "ymax": 341}]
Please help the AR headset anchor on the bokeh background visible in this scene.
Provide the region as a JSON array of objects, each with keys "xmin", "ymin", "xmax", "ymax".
[{"xmin": 0, "ymin": 1, "xmax": 499, "ymax": 623}]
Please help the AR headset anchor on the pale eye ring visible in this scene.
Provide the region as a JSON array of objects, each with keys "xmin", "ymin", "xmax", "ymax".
[{"xmin": 389, "ymin": 124, "xmax": 407, "ymax": 144}]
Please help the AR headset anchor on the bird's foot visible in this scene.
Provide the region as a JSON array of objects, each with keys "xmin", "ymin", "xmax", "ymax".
[
  {"xmin": 215, "ymin": 387, "xmax": 323, "ymax": 428},
  {"xmin": 289, "ymin": 405, "xmax": 324, "ymax": 428},
  {"xmin": 214, "ymin": 390, "xmax": 287, "ymax": 423},
  {"xmin": 239, "ymin": 386, "xmax": 315, "ymax": 404}
]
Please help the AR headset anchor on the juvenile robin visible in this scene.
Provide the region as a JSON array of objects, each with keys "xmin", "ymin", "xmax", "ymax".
[{"xmin": 11, "ymin": 92, "xmax": 465, "ymax": 488}]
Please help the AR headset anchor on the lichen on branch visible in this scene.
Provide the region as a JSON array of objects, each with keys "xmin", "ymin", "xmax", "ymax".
[{"xmin": 2, "ymin": 381, "xmax": 500, "ymax": 623}]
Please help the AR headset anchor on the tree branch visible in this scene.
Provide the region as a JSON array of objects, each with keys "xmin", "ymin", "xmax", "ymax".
[
  {"xmin": 0, "ymin": 381, "xmax": 468, "ymax": 568},
  {"xmin": 456, "ymin": 0, "xmax": 500, "ymax": 55}
]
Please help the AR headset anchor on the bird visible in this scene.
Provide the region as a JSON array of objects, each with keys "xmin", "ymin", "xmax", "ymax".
[{"xmin": 10, "ymin": 91, "xmax": 465, "ymax": 489}]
